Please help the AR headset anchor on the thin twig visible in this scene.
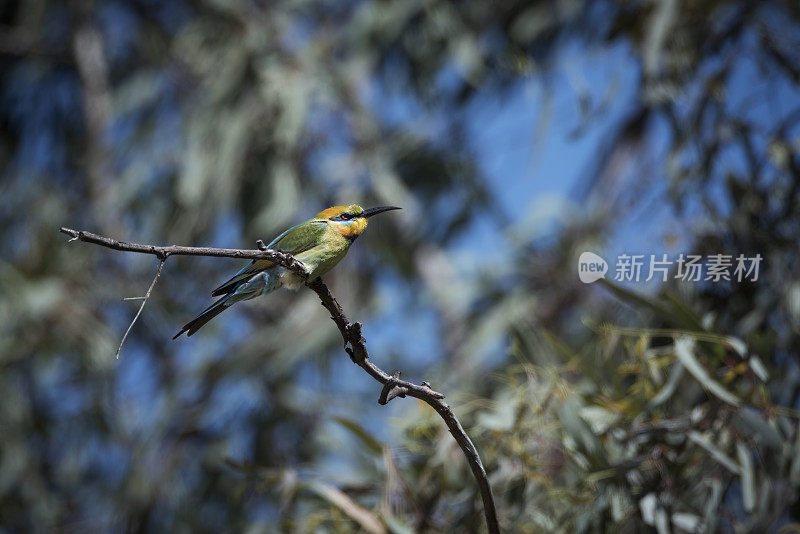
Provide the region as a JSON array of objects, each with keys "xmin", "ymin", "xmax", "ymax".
[
  {"xmin": 60, "ymin": 227, "xmax": 500, "ymax": 534},
  {"xmin": 116, "ymin": 258, "xmax": 165, "ymax": 359}
]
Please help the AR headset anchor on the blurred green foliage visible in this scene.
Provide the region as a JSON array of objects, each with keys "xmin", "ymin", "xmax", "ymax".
[{"xmin": 2, "ymin": 0, "xmax": 800, "ymax": 532}]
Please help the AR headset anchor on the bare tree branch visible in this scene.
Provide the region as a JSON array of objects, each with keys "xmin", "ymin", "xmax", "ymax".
[
  {"xmin": 59, "ymin": 227, "xmax": 500, "ymax": 534},
  {"xmin": 59, "ymin": 228, "xmax": 307, "ymax": 268},
  {"xmin": 116, "ymin": 257, "xmax": 165, "ymax": 359}
]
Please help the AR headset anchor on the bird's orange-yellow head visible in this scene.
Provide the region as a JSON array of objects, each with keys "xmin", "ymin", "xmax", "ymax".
[{"xmin": 315, "ymin": 204, "xmax": 400, "ymax": 240}]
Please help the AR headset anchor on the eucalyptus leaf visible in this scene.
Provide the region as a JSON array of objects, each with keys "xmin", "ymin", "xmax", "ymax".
[
  {"xmin": 332, "ymin": 416, "xmax": 385, "ymax": 456},
  {"xmin": 736, "ymin": 443, "xmax": 755, "ymax": 512},
  {"xmin": 674, "ymin": 337, "xmax": 740, "ymax": 406}
]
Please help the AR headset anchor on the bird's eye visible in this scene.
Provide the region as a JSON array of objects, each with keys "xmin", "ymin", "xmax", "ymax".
[{"xmin": 340, "ymin": 213, "xmax": 352, "ymax": 220}]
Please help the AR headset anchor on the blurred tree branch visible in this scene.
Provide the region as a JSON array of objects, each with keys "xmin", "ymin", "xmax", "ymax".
[{"xmin": 59, "ymin": 226, "xmax": 500, "ymax": 534}]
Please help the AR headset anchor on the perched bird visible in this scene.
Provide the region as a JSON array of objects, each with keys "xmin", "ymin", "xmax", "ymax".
[{"xmin": 173, "ymin": 204, "xmax": 400, "ymax": 338}]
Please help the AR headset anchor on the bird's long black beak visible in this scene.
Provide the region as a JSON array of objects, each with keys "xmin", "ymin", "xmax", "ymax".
[{"xmin": 362, "ymin": 206, "xmax": 401, "ymax": 218}]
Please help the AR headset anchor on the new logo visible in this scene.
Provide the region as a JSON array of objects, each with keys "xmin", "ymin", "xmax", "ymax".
[{"xmin": 578, "ymin": 252, "xmax": 608, "ymax": 283}]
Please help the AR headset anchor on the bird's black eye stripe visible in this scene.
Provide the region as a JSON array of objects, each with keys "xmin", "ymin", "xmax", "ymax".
[{"xmin": 330, "ymin": 211, "xmax": 363, "ymax": 221}]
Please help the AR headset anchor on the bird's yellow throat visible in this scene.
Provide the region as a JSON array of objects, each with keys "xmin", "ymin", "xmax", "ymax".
[{"xmin": 333, "ymin": 217, "xmax": 368, "ymax": 239}]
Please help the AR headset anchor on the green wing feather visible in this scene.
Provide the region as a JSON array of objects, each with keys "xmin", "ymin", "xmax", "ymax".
[{"xmin": 211, "ymin": 219, "xmax": 328, "ymax": 297}]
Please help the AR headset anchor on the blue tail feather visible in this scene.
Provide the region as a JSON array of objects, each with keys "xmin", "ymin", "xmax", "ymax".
[
  {"xmin": 173, "ymin": 294, "xmax": 231, "ymax": 339},
  {"xmin": 174, "ymin": 268, "xmax": 282, "ymax": 339}
]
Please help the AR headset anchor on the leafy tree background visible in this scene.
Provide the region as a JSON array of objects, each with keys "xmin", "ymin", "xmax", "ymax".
[{"xmin": 2, "ymin": 0, "xmax": 800, "ymax": 531}]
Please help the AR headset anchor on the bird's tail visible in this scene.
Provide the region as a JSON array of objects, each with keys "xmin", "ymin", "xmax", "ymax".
[
  {"xmin": 174, "ymin": 269, "xmax": 282, "ymax": 339},
  {"xmin": 173, "ymin": 294, "xmax": 231, "ymax": 339}
]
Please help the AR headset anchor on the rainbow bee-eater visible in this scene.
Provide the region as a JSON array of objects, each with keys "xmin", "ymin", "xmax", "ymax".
[{"xmin": 173, "ymin": 204, "xmax": 400, "ymax": 338}]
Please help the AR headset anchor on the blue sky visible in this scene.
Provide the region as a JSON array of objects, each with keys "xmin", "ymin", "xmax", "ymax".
[{"xmin": 361, "ymin": 39, "xmax": 645, "ymax": 372}]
